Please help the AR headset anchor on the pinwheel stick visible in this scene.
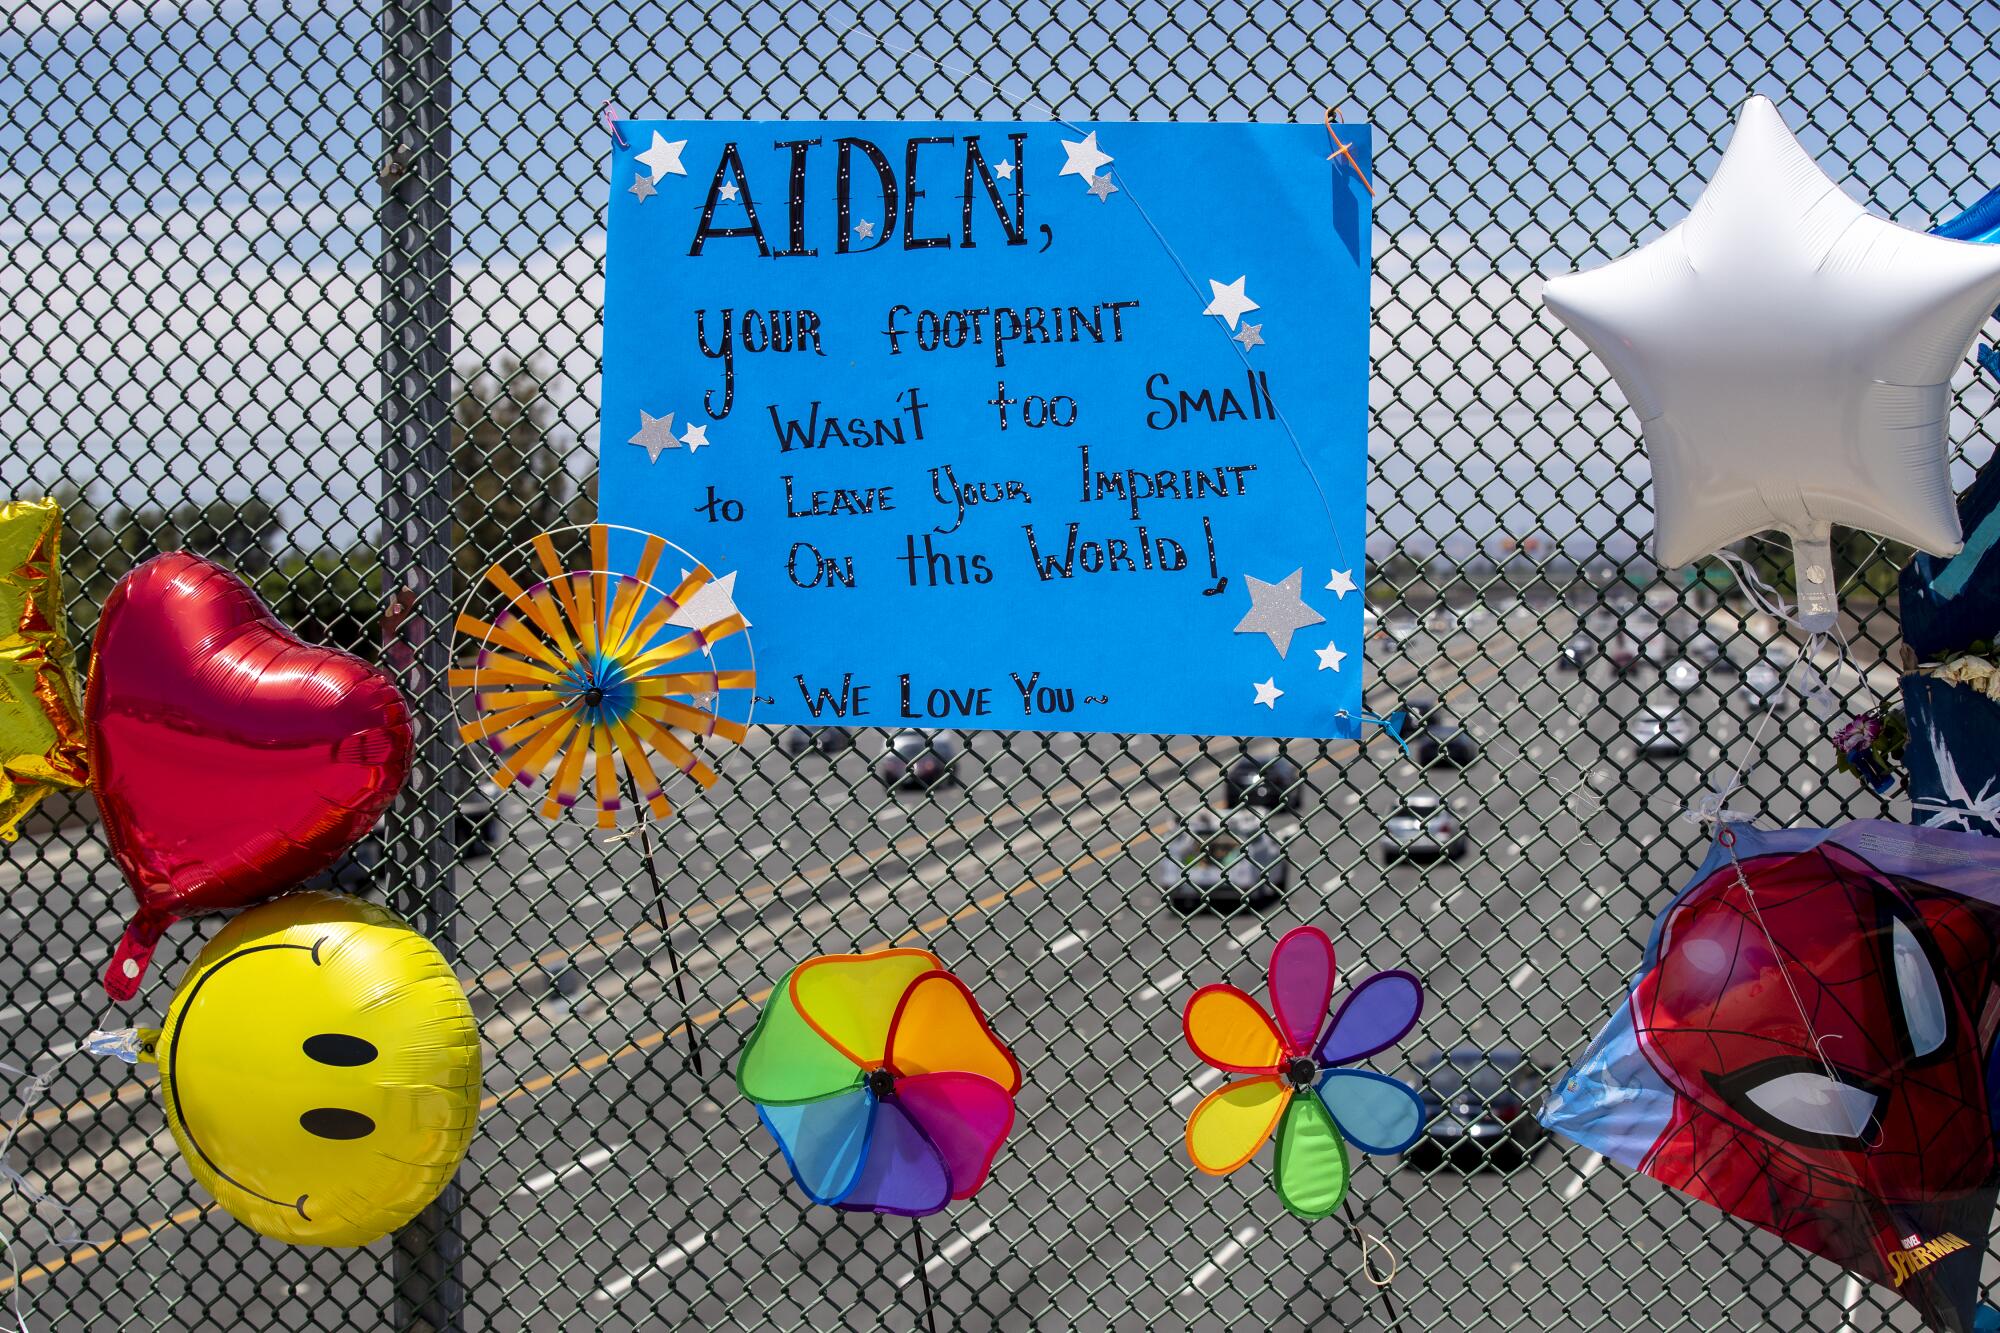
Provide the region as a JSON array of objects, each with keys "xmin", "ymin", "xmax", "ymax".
[
  {"xmin": 622, "ymin": 768, "xmax": 704, "ymax": 1076},
  {"xmin": 911, "ymin": 1216, "xmax": 941, "ymax": 1333}
]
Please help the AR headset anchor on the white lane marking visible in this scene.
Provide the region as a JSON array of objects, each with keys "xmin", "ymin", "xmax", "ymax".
[
  {"xmin": 1226, "ymin": 922, "xmax": 1263, "ymax": 951},
  {"xmin": 1182, "ymin": 1223, "xmax": 1261, "ymax": 1294},
  {"xmin": 1135, "ymin": 969, "xmax": 1186, "ymax": 1006},
  {"xmin": 0, "ymin": 981, "xmax": 84, "ymax": 1029},
  {"xmin": 516, "ymin": 1142, "xmax": 620, "ymax": 1197},
  {"xmin": 896, "ymin": 1219, "xmax": 993, "ymax": 1287},
  {"xmin": 1508, "ymin": 962, "xmax": 1537, "ymax": 993},
  {"xmin": 1048, "ymin": 931, "xmax": 1090, "ymax": 958},
  {"xmin": 592, "ymin": 1232, "xmax": 709, "ymax": 1302},
  {"xmin": 1559, "ymin": 1151, "xmax": 1602, "ymax": 1203},
  {"xmin": 1171, "ymin": 1067, "xmax": 1225, "ymax": 1111},
  {"xmin": 21, "ymin": 941, "xmax": 108, "ymax": 987}
]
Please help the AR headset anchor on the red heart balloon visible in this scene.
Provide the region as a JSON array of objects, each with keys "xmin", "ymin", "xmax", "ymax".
[{"xmin": 88, "ymin": 553, "xmax": 412, "ymax": 1000}]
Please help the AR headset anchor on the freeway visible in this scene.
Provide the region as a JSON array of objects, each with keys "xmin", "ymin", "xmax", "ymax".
[{"xmin": 0, "ymin": 590, "xmax": 1929, "ymax": 1331}]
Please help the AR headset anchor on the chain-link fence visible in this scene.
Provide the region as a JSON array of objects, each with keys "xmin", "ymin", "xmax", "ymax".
[{"xmin": 3, "ymin": 1, "xmax": 1998, "ymax": 1329}]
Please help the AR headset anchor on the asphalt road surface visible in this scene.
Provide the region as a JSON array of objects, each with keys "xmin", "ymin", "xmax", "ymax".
[{"xmin": 0, "ymin": 588, "xmax": 1943, "ymax": 1332}]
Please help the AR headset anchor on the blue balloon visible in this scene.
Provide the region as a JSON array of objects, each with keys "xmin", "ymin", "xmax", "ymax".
[{"xmin": 1933, "ymin": 182, "xmax": 2000, "ymax": 245}]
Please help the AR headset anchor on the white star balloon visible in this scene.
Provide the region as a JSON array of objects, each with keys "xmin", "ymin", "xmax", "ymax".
[{"xmin": 1543, "ymin": 96, "xmax": 2000, "ymax": 631}]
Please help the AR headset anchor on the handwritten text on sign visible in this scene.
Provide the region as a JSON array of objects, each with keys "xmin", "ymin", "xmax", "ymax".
[{"xmin": 600, "ymin": 121, "xmax": 1371, "ymax": 738}]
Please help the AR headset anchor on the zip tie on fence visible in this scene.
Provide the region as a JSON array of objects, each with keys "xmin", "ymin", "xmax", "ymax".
[
  {"xmin": 1350, "ymin": 1226, "xmax": 1398, "ymax": 1286},
  {"xmin": 600, "ymin": 99, "xmax": 628, "ymax": 149},
  {"xmin": 1338, "ymin": 709, "xmax": 1410, "ymax": 758},
  {"xmin": 1322, "ymin": 106, "xmax": 1375, "ymax": 195}
]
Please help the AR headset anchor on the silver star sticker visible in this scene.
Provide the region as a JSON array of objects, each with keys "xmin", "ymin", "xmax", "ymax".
[
  {"xmin": 1233, "ymin": 568, "xmax": 1325, "ymax": 658},
  {"xmin": 1086, "ymin": 173, "xmax": 1119, "ymax": 202},
  {"xmin": 680, "ymin": 422, "xmax": 709, "ymax": 453},
  {"xmin": 1233, "ymin": 322, "xmax": 1264, "ymax": 351},
  {"xmin": 994, "ymin": 160, "xmax": 1015, "ymax": 179},
  {"xmin": 629, "ymin": 409, "xmax": 680, "ymax": 463},
  {"xmin": 669, "ymin": 569, "xmax": 749, "ymax": 630},
  {"xmin": 853, "ymin": 219, "xmax": 875, "ymax": 240},
  {"xmin": 1314, "ymin": 640, "xmax": 1347, "ymax": 672},
  {"xmin": 1253, "ymin": 678, "xmax": 1284, "ymax": 708},
  {"xmin": 629, "ymin": 172, "xmax": 656, "ymax": 203},
  {"xmin": 1325, "ymin": 568, "xmax": 1356, "ymax": 599},
  {"xmin": 719, "ymin": 181, "xmax": 740, "ymax": 202}
]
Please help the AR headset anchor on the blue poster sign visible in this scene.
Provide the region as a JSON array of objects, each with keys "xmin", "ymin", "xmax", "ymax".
[{"xmin": 600, "ymin": 120, "xmax": 1371, "ymax": 738}]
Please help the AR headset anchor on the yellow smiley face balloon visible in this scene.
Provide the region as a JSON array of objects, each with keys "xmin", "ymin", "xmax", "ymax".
[{"xmin": 139, "ymin": 891, "xmax": 481, "ymax": 1246}]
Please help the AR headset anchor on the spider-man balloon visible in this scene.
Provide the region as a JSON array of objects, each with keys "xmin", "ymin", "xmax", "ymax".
[{"xmin": 1545, "ymin": 821, "xmax": 2000, "ymax": 1333}]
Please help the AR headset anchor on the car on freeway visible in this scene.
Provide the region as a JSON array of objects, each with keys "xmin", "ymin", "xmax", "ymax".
[
  {"xmin": 776, "ymin": 725, "xmax": 854, "ymax": 759},
  {"xmin": 1152, "ymin": 808, "xmax": 1290, "ymax": 914},
  {"xmin": 1555, "ymin": 632, "xmax": 1596, "ymax": 672},
  {"xmin": 1407, "ymin": 1046, "xmax": 1548, "ymax": 1171},
  {"xmin": 1738, "ymin": 659, "xmax": 1791, "ymax": 713},
  {"xmin": 1377, "ymin": 791, "xmax": 1468, "ymax": 864},
  {"xmin": 1397, "ymin": 694, "xmax": 1443, "ymax": 735},
  {"xmin": 454, "ymin": 778, "xmax": 503, "ymax": 859},
  {"xmin": 1682, "ymin": 630, "xmax": 1736, "ymax": 674},
  {"xmin": 1411, "ymin": 713, "xmax": 1479, "ymax": 770},
  {"xmin": 1660, "ymin": 658, "xmax": 1703, "ymax": 694},
  {"xmin": 1629, "ymin": 702, "xmax": 1695, "ymax": 758},
  {"xmin": 876, "ymin": 729, "xmax": 963, "ymax": 790},
  {"xmin": 1224, "ymin": 750, "xmax": 1307, "ymax": 814}
]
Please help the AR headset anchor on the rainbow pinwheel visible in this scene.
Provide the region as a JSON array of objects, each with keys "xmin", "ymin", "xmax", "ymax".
[
  {"xmin": 736, "ymin": 949, "xmax": 1021, "ymax": 1217},
  {"xmin": 451, "ymin": 523, "xmax": 753, "ymax": 828},
  {"xmin": 1181, "ymin": 925, "xmax": 1426, "ymax": 1218}
]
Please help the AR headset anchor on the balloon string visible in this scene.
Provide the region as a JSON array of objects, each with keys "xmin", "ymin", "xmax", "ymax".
[
  {"xmin": 1689, "ymin": 628, "xmax": 1856, "ymax": 827},
  {"xmin": 0, "ymin": 1008, "xmax": 119, "ymax": 1333},
  {"xmin": 1716, "ymin": 829, "xmax": 1879, "ymax": 1147}
]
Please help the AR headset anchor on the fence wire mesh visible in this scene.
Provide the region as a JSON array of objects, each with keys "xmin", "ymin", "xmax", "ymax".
[{"xmin": 2, "ymin": 1, "xmax": 1998, "ymax": 1329}]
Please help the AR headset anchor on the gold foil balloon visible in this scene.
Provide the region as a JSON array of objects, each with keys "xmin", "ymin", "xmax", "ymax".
[{"xmin": 0, "ymin": 498, "xmax": 87, "ymax": 840}]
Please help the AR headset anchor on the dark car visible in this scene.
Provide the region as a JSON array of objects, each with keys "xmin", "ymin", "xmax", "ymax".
[
  {"xmin": 1152, "ymin": 808, "xmax": 1290, "ymax": 914},
  {"xmin": 1225, "ymin": 751, "xmax": 1307, "ymax": 813},
  {"xmin": 1377, "ymin": 792, "xmax": 1469, "ymax": 864},
  {"xmin": 876, "ymin": 729, "xmax": 964, "ymax": 790},
  {"xmin": 1411, "ymin": 715, "xmax": 1478, "ymax": 770},
  {"xmin": 453, "ymin": 779, "xmax": 502, "ymax": 860},
  {"xmin": 1555, "ymin": 632, "xmax": 1596, "ymax": 672},
  {"xmin": 1407, "ymin": 1047, "xmax": 1547, "ymax": 1171},
  {"xmin": 1398, "ymin": 694, "xmax": 1440, "ymax": 738},
  {"xmin": 776, "ymin": 725, "xmax": 855, "ymax": 759}
]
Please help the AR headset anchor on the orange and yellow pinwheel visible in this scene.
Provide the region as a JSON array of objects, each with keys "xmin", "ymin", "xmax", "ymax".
[{"xmin": 452, "ymin": 523, "xmax": 753, "ymax": 827}]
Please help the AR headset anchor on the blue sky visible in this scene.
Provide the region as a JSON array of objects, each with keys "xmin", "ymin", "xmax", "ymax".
[{"xmin": 1, "ymin": 0, "xmax": 1997, "ymax": 555}]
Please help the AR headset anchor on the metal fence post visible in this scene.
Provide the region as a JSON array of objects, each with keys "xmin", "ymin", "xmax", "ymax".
[{"xmin": 376, "ymin": 0, "xmax": 462, "ymax": 1329}]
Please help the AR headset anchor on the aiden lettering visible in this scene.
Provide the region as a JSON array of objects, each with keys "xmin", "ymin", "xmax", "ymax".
[{"xmin": 688, "ymin": 133, "xmax": 1029, "ymax": 258}]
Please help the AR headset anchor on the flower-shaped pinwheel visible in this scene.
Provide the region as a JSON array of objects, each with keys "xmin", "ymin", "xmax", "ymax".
[
  {"xmin": 1181, "ymin": 925, "xmax": 1426, "ymax": 1218},
  {"xmin": 737, "ymin": 949, "xmax": 1021, "ymax": 1217}
]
